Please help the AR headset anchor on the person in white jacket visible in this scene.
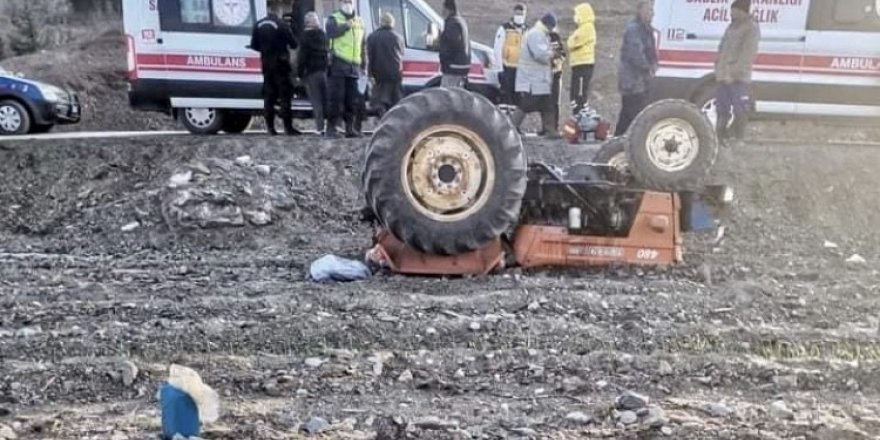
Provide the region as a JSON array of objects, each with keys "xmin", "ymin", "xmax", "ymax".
[{"xmin": 493, "ymin": 4, "xmax": 527, "ymax": 105}]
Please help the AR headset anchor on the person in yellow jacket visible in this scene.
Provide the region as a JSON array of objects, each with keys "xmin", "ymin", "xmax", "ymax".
[
  {"xmin": 567, "ymin": 3, "xmax": 596, "ymax": 113},
  {"xmin": 493, "ymin": 4, "xmax": 528, "ymax": 105}
]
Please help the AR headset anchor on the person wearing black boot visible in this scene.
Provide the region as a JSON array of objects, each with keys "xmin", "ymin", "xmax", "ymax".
[
  {"xmin": 251, "ymin": 1, "xmax": 301, "ymax": 135},
  {"xmin": 298, "ymin": 12, "xmax": 329, "ymax": 135},
  {"xmin": 714, "ymin": 0, "xmax": 760, "ymax": 147},
  {"xmin": 367, "ymin": 12, "xmax": 404, "ymax": 117},
  {"xmin": 325, "ymin": 0, "xmax": 366, "ymax": 138},
  {"xmin": 614, "ymin": 2, "xmax": 657, "ymax": 137}
]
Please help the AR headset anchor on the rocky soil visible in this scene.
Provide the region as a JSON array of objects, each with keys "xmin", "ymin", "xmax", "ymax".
[{"xmin": 1, "ymin": 133, "xmax": 879, "ymax": 439}]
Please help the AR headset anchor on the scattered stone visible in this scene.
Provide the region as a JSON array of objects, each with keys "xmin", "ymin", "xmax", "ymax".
[
  {"xmin": 618, "ymin": 410, "xmax": 638, "ymax": 425},
  {"xmin": 527, "ymin": 301, "xmax": 540, "ymax": 311},
  {"xmin": 262, "ymin": 380, "xmax": 281, "ymax": 397},
  {"xmin": 773, "ymin": 374, "xmax": 799, "ymax": 390},
  {"xmin": 14, "ymin": 326, "xmax": 42, "ymax": 338},
  {"xmin": 769, "ymin": 400, "xmax": 795, "ymax": 420},
  {"xmin": 168, "ymin": 170, "xmax": 193, "ymax": 188},
  {"xmin": 244, "ymin": 210, "xmax": 272, "ymax": 226},
  {"xmin": 120, "ymin": 221, "xmax": 140, "ymax": 232},
  {"xmin": 425, "ymin": 327, "xmax": 438, "ymax": 335},
  {"xmin": 615, "ymin": 390, "xmax": 650, "ymax": 411},
  {"xmin": 660, "ymin": 426, "xmax": 673, "ymax": 436},
  {"xmin": 398, "ymin": 369, "xmax": 413, "ymax": 383},
  {"xmin": 564, "ymin": 411, "xmax": 592, "ymax": 425},
  {"xmin": 469, "ymin": 321, "xmax": 481, "ymax": 331},
  {"xmin": 824, "ymin": 240, "xmax": 839, "ymax": 249},
  {"xmin": 119, "ymin": 361, "xmax": 139, "ymax": 386},
  {"xmin": 454, "ymin": 368, "xmax": 465, "ymax": 379},
  {"xmin": 188, "ymin": 161, "xmax": 211, "ymax": 175},
  {"xmin": 706, "ymin": 402, "xmax": 733, "ymax": 418},
  {"xmin": 255, "ymin": 165, "xmax": 272, "ymax": 176},
  {"xmin": 562, "ymin": 376, "xmax": 588, "ymax": 393},
  {"xmin": 595, "ymin": 380, "xmax": 609, "ymax": 390},
  {"xmin": 509, "ymin": 427, "xmax": 537, "ymax": 438},
  {"xmin": 304, "ymin": 358, "xmax": 324, "ymax": 368},
  {"xmin": 235, "ymin": 155, "xmax": 254, "ymax": 167},
  {"xmin": 414, "ymin": 416, "xmax": 459, "ymax": 430},
  {"xmin": 846, "ymin": 254, "xmax": 867, "ymax": 265},
  {"xmin": 303, "ymin": 417, "xmax": 330, "ymax": 435},
  {"xmin": 658, "ymin": 361, "xmax": 673, "ymax": 376},
  {"xmin": 642, "ymin": 406, "xmax": 667, "ymax": 428},
  {"xmin": 0, "ymin": 425, "xmax": 16, "ymax": 440}
]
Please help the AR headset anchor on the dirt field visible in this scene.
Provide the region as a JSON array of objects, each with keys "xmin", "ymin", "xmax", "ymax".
[
  {"xmin": 1, "ymin": 1, "xmax": 880, "ymax": 439},
  {"xmin": 1, "ymin": 132, "xmax": 879, "ymax": 439}
]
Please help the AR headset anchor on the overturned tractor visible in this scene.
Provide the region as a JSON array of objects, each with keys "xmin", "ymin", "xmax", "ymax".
[{"xmin": 362, "ymin": 88, "xmax": 718, "ymax": 275}]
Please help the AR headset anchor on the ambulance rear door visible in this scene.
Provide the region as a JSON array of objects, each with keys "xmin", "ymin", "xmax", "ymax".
[
  {"xmin": 154, "ymin": 0, "xmax": 264, "ymax": 108},
  {"xmin": 802, "ymin": 0, "xmax": 880, "ymax": 119}
]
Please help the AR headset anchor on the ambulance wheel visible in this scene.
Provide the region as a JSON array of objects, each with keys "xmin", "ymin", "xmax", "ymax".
[
  {"xmin": 363, "ymin": 87, "xmax": 527, "ymax": 255},
  {"xmin": 626, "ymin": 99, "xmax": 718, "ymax": 192},
  {"xmin": 221, "ymin": 113, "xmax": 253, "ymax": 134},
  {"xmin": 0, "ymin": 100, "xmax": 31, "ymax": 135},
  {"xmin": 181, "ymin": 108, "xmax": 224, "ymax": 135}
]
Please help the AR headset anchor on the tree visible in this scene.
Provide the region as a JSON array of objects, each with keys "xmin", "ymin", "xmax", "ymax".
[{"xmin": 3, "ymin": 0, "xmax": 72, "ymax": 56}]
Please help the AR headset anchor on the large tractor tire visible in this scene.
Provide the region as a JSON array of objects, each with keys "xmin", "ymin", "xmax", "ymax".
[
  {"xmin": 625, "ymin": 99, "xmax": 718, "ymax": 192},
  {"xmin": 363, "ymin": 87, "xmax": 527, "ymax": 255}
]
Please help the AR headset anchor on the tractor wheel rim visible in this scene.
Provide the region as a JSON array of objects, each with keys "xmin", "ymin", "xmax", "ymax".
[
  {"xmin": 185, "ymin": 108, "xmax": 216, "ymax": 128},
  {"xmin": 401, "ymin": 124, "xmax": 495, "ymax": 223},
  {"xmin": 645, "ymin": 118, "xmax": 700, "ymax": 173},
  {"xmin": 606, "ymin": 151, "xmax": 630, "ymax": 173},
  {"xmin": 0, "ymin": 105, "xmax": 22, "ymax": 132}
]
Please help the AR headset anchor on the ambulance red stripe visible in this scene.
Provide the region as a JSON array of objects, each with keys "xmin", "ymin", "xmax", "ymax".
[{"xmin": 658, "ymin": 49, "xmax": 880, "ymax": 77}]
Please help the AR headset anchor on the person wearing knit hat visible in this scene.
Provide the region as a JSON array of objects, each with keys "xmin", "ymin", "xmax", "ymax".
[
  {"xmin": 714, "ymin": 0, "xmax": 760, "ymax": 147},
  {"xmin": 438, "ymin": 0, "xmax": 471, "ymax": 87},
  {"xmin": 614, "ymin": 1, "xmax": 657, "ymax": 136},
  {"xmin": 513, "ymin": 11, "xmax": 565, "ymax": 139}
]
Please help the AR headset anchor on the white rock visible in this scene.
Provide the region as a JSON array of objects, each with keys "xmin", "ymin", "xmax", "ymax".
[
  {"xmin": 469, "ymin": 321, "xmax": 481, "ymax": 331},
  {"xmin": 0, "ymin": 425, "xmax": 16, "ymax": 440},
  {"xmin": 706, "ymin": 402, "xmax": 733, "ymax": 418},
  {"xmin": 658, "ymin": 360, "xmax": 673, "ymax": 376},
  {"xmin": 398, "ymin": 369, "xmax": 413, "ymax": 383},
  {"xmin": 121, "ymin": 222, "xmax": 140, "ymax": 232},
  {"xmin": 618, "ymin": 410, "xmax": 638, "ymax": 425},
  {"xmin": 255, "ymin": 165, "xmax": 272, "ymax": 176},
  {"xmin": 120, "ymin": 360, "xmax": 139, "ymax": 386},
  {"xmin": 846, "ymin": 254, "xmax": 867, "ymax": 265},
  {"xmin": 235, "ymin": 155, "xmax": 254, "ymax": 166},
  {"xmin": 15, "ymin": 326, "xmax": 42, "ymax": 338},
  {"xmin": 304, "ymin": 357, "xmax": 324, "ymax": 368},
  {"xmin": 824, "ymin": 240, "xmax": 839, "ymax": 249},
  {"xmin": 244, "ymin": 210, "xmax": 272, "ymax": 226},
  {"xmin": 564, "ymin": 411, "xmax": 592, "ymax": 425},
  {"xmin": 425, "ymin": 327, "xmax": 438, "ymax": 335},
  {"xmin": 769, "ymin": 400, "xmax": 795, "ymax": 420},
  {"xmin": 454, "ymin": 368, "xmax": 466, "ymax": 379},
  {"xmin": 168, "ymin": 170, "xmax": 193, "ymax": 188}
]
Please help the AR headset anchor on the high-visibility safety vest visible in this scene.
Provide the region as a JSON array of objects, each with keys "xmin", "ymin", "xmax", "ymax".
[
  {"xmin": 502, "ymin": 23, "xmax": 524, "ymax": 67},
  {"xmin": 330, "ymin": 12, "xmax": 364, "ymax": 65}
]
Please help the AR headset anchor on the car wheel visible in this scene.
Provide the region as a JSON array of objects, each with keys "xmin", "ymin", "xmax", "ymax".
[
  {"xmin": 363, "ymin": 87, "xmax": 527, "ymax": 255},
  {"xmin": 626, "ymin": 99, "xmax": 718, "ymax": 192},
  {"xmin": 181, "ymin": 108, "xmax": 224, "ymax": 135},
  {"xmin": 0, "ymin": 100, "xmax": 31, "ymax": 135},
  {"xmin": 221, "ymin": 113, "xmax": 253, "ymax": 134}
]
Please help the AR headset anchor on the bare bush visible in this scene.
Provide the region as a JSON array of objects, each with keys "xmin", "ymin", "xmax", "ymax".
[{"xmin": 3, "ymin": 0, "xmax": 73, "ymax": 56}]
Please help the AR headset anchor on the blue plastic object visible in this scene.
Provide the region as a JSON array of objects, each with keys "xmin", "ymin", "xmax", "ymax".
[
  {"xmin": 160, "ymin": 384, "xmax": 201, "ymax": 439},
  {"xmin": 688, "ymin": 198, "xmax": 716, "ymax": 232},
  {"xmin": 310, "ymin": 255, "xmax": 372, "ymax": 282}
]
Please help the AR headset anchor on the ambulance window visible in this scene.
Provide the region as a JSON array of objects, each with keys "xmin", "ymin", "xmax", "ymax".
[
  {"xmin": 159, "ymin": 0, "xmax": 257, "ymax": 34},
  {"xmin": 807, "ymin": 0, "xmax": 880, "ymax": 31},
  {"xmin": 372, "ymin": 0, "xmax": 404, "ymax": 34},
  {"xmin": 403, "ymin": 1, "xmax": 431, "ymax": 50}
]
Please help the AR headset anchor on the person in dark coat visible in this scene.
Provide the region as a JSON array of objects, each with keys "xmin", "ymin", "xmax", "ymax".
[
  {"xmin": 547, "ymin": 29, "xmax": 566, "ymax": 137},
  {"xmin": 714, "ymin": 0, "xmax": 760, "ymax": 146},
  {"xmin": 614, "ymin": 1, "xmax": 657, "ymax": 136},
  {"xmin": 250, "ymin": 2, "xmax": 300, "ymax": 135},
  {"xmin": 298, "ymin": 12, "xmax": 329, "ymax": 134},
  {"xmin": 367, "ymin": 12, "xmax": 404, "ymax": 116},
  {"xmin": 438, "ymin": 0, "xmax": 471, "ymax": 88},
  {"xmin": 325, "ymin": 0, "xmax": 366, "ymax": 138}
]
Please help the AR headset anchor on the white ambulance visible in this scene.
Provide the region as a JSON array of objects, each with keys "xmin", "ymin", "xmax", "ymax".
[
  {"xmin": 652, "ymin": 0, "xmax": 880, "ymax": 124},
  {"xmin": 123, "ymin": 0, "xmax": 500, "ymax": 134}
]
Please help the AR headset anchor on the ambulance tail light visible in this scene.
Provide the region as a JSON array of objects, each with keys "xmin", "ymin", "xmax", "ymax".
[{"xmin": 126, "ymin": 35, "xmax": 137, "ymax": 81}]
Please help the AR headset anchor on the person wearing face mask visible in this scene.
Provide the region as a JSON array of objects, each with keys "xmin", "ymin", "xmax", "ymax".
[
  {"xmin": 326, "ymin": 0, "xmax": 366, "ymax": 138},
  {"xmin": 493, "ymin": 4, "xmax": 527, "ymax": 105}
]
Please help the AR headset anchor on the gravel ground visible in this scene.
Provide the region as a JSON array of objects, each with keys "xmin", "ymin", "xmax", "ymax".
[{"xmin": 1, "ymin": 133, "xmax": 879, "ymax": 439}]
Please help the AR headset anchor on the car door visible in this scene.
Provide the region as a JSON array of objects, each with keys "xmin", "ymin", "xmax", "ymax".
[{"xmin": 802, "ymin": 0, "xmax": 880, "ymax": 119}]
